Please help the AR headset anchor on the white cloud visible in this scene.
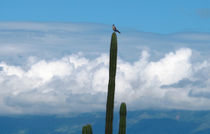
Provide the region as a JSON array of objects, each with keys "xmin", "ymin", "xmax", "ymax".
[
  {"xmin": 0, "ymin": 48, "xmax": 209, "ymax": 114},
  {"xmin": 144, "ymin": 48, "xmax": 192, "ymax": 85},
  {"xmin": 0, "ymin": 22, "xmax": 210, "ymax": 114},
  {"xmin": 27, "ymin": 58, "xmax": 73, "ymax": 84}
]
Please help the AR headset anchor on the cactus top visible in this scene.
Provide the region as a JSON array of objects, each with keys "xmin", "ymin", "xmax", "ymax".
[{"xmin": 120, "ymin": 102, "xmax": 127, "ymax": 116}]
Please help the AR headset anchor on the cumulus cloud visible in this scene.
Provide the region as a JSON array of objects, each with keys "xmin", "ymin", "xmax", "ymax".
[
  {"xmin": 144, "ymin": 48, "xmax": 192, "ymax": 85},
  {"xmin": 0, "ymin": 48, "xmax": 209, "ymax": 114},
  {"xmin": 0, "ymin": 22, "xmax": 210, "ymax": 114}
]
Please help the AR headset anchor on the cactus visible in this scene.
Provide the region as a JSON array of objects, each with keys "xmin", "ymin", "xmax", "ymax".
[
  {"xmin": 81, "ymin": 32, "xmax": 126, "ymax": 134},
  {"xmin": 118, "ymin": 102, "xmax": 127, "ymax": 134},
  {"xmin": 82, "ymin": 125, "xmax": 87, "ymax": 134},
  {"xmin": 82, "ymin": 124, "xmax": 93, "ymax": 134},
  {"xmin": 105, "ymin": 32, "xmax": 118, "ymax": 134},
  {"xmin": 87, "ymin": 124, "xmax": 93, "ymax": 134}
]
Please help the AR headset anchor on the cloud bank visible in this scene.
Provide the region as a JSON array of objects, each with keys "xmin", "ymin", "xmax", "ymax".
[
  {"xmin": 0, "ymin": 22, "xmax": 210, "ymax": 114},
  {"xmin": 0, "ymin": 49, "xmax": 209, "ymax": 114}
]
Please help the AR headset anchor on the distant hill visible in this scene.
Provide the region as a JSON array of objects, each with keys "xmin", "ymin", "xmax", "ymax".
[{"xmin": 1, "ymin": 110, "xmax": 210, "ymax": 134}]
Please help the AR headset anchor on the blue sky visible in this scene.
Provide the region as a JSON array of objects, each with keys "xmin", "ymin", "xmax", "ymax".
[
  {"xmin": 1, "ymin": 0, "xmax": 210, "ymax": 33},
  {"xmin": 0, "ymin": 1, "xmax": 210, "ymax": 114}
]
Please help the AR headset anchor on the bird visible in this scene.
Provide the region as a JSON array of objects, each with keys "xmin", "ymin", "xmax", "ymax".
[{"xmin": 112, "ymin": 24, "xmax": 120, "ymax": 33}]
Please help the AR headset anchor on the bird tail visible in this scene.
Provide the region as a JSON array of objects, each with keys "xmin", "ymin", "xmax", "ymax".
[{"xmin": 116, "ymin": 30, "xmax": 120, "ymax": 34}]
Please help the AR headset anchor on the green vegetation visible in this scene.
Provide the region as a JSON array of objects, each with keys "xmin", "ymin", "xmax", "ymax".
[
  {"xmin": 118, "ymin": 103, "xmax": 127, "ymax": 134},
  {"xmin": 82, "ymin": 32, "xmax": 127, "ymax": 134},
  {"xmin": 105, "ymin": 32, "xmax": 118, "ymax": 134},
  {"xmin": 82, "ymin": 124, "xmax": 93, "ymax": 134}
]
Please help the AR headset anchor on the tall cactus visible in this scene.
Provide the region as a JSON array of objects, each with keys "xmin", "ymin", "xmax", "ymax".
[
  {"xmin": 82, "ymin": 124, "xmax": 93, "ymax": 134},
  {"xmin": 118, "ymin": 102, "xmax": 127, "ymax": 134},
  {"xmin": 105, "ymin": 32, "xmax": 118, "ymax": 134},
  {"xmin": 82, "ymin": 32, "xmax": 124, "ymax": 134}
]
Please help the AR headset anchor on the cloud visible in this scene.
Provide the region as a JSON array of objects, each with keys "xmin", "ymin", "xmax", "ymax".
[
  {"xmin": 1, "ymin": 22, "xmax": 210, "ymax": 63},
  {"xmin": 0, "ymin": 48, "xmax": 209, "ymax": 114},
  {"xmin": 144, "ymin": 48, "xmax": 192, "ymax": 85},
  {"xmin": 0, "ymin": 22, "xmax": 210, "ymax": 114}
]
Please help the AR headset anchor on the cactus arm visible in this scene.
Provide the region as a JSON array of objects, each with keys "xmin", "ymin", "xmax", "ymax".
[{"xmin": 118, "ymin": 103, "xmax": 127, "ymax": 134}]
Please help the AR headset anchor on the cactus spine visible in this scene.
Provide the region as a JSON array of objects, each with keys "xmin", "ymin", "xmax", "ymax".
[
  {"xmin": 118, "ymin": 102, "xmax": 127, "ymax": 134},
  {"xmin": 105, "ymin": 32, "xmax": 118, "ymax": 134},
  {"xmin": 82, "ymin": 124, "xmax": 93, "ymax": 134}
]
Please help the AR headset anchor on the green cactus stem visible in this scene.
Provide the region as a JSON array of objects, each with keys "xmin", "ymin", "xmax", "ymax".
[
  {"xmin": 82, "ymin": 124, "xmax": 93, "ymax": 134},
  {"xmin": 105, "ymin": 32, "xmax": 118, "ymax": 134},
  {"xmin": 82, "ymin": 125, "xmax": 87, "ymax": 134},
  {"xmin": 87, "ymin": 124, "xmax": 93, "ymax": 134},
  {"xmin": 118, "ymin": 102, "xmax": 127, "ymax": 134}
]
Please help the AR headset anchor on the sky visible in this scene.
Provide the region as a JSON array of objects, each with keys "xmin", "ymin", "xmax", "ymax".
[
  {"xmin": 1, "ymin": 0, "xmax": 210, "ymax": 33},
  {"xmin": 0, "ymin": 1, "xmax": 210, "ymax": 115}
]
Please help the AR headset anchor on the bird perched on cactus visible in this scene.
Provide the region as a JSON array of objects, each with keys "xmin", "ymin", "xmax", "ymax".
[
  {"xmin": 112, "ymin": 24, "xmax": 120, "ymax": 33},
  {"xmin": 105, "ymin": 32, "xmax": 118, "ymax": 134}
]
